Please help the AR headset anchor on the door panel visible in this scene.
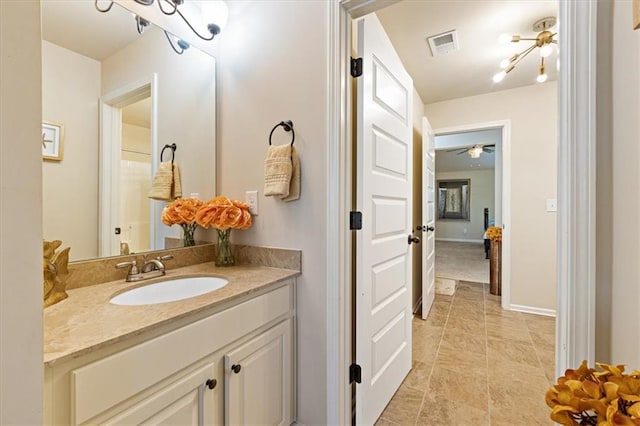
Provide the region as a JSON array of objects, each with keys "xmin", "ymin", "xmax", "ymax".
[
  {"xmin": 356, "ymin": 13, "xmax": 413, "ymax": 425},
  {"xmin": 422, "ymin": 117, "xmax": 436, "ymax": 319}
]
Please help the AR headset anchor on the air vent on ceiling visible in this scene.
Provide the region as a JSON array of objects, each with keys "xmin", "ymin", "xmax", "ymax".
[{"xmin": 426, "ymin": 30, "xmax": 460, "ymax": 57}]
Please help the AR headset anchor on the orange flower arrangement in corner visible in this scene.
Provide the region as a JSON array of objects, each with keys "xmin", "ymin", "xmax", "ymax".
[
  {"xmin": 195, "ymin": 196, "xmax": 252, "ymax": 266},
  {"xmin": 161, "ymin": 197, "xmax": 205, "ymax": 247},
  {"xmin": 546, "ymin": 360, "xmax": 640, "ymax": 425},
  {"xmin": 485, "ymin": 226, "xmax": 502, "ymax": 242}
]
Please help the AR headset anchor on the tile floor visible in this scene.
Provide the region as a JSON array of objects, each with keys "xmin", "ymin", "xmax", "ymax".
[{"xmin": 376, "ymin": 281, "xmax": 556, "ymax": 426}]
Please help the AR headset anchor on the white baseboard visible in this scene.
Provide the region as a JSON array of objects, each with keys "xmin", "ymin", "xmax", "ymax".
[
  {"xmin": 435, "ymin": 238, "xmax": 484, "ymax": 243},
  {"xmin": 509, "ymin": 304, "xmax": 556, "ymax": 317}
]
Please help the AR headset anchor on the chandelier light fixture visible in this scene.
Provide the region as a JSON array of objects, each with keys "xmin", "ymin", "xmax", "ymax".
[
  {"xmin": 94, "ymin": 0, "xmax": 228, "ymax": 54},
  {"xmin": 493, "ymin": 17, "xmax": 557, "ymax": 84}
]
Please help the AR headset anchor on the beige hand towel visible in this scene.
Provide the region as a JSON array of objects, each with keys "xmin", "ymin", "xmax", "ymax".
[
  {"xmin": 264, "ymin": 144, "xmax": 293, "ymax": 197},
  {"xmin": 281, "ymin": 146, "xmax": 300, "ymax": 202},
  {"xmin": 172, "ymin": 162, "xmax": 182, "ymax": 199},
  {"xmin": 148, "ymin": 161, "xmax": 182, "ymax": 201}
]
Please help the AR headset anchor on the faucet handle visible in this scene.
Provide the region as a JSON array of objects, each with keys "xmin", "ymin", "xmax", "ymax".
[
  {"xmin": 115, "ymin": 260, "xmax": 139, "ymax": 274},
  {"xmin": 156, "ymin": 255, "xmax": 174, "ymax": 261}
]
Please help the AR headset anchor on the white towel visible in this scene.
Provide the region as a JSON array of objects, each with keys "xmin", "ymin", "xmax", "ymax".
[{"xmin": 264, "ymin": 144, "xmax": 292, "ymax": 197}]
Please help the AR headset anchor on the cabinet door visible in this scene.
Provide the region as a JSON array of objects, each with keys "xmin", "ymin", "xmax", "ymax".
[
  {"xmin": 103, "ymin": 362, "xmax": 218, "ymax": 425},
  {"xmin": 225, "ymin": 320, "xmax": 292, "ymax": 426}
]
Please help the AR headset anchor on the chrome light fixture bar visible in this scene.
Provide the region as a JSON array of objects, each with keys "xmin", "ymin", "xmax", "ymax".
[
  {"xmin": 94, "ymin": 0, "xmax": 228, "ymax": 55},
  {"xmin": 493, "ymin": 17, "xmax": 557, "ymax": 84}
]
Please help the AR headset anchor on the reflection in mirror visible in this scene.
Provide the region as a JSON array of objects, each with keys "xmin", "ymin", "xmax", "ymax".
[
  {"xmin": 437, "ymin": 179, "xmax": 471, "ymax": 221},
  {"xmin": 41, "ymin": 0, "xmax": 216, "ymax": 262}
]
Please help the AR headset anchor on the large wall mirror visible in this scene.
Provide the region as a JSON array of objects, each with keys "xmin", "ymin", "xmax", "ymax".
[{"xmin": 42, "ymin": 0, "xmax": 216, "ymax": 262}]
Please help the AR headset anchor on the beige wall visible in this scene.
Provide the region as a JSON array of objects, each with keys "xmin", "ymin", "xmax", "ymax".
[
  {"xmin": 412, "ymin": 87, "xmax": 424, "ymax": 310},
  {"xmin": 608, "ymin": 0, "xmax": 640, "ymax": 366},
  {"xmin": 0, "ymin": 1, "xmax": 43, "ymax": 423},
  {"xmin": 42, "ymin": 41, "xmax": 101, "ymax": 261},
  {"xmin": 101, "ymin": 28, "xmax": 217, "ymax": 244},
  {"xmin": 435, "ymin": 169, "xmax": 495, "ymax": 241},
  {"xmin": 425, "ymin": 82, "xmax": 558, "ymax": 311},
  {"xmin": 122, "ymin": 123, "xmax": 151, "ymax": 162},
  {"xmin": 215, "ymin": 2, "xmax": 328, "ymax": 423}
]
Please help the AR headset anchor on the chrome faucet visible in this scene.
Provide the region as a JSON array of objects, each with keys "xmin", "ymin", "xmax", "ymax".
[{"xmin": 115, "ymin": 255, "xmax": 174, "ymax": 282}]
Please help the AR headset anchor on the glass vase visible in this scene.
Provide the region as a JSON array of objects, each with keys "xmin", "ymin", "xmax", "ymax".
[
  {"xmin": 181, "ymin": 223, "xmax": 197, "ymax": 247},
  {"xmin": 215, "ymin": 228, "xmax": 234, "ymax": 266}
]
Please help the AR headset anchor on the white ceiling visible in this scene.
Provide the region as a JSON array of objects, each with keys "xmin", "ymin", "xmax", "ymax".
[
  {"xmin": 435, "ymin": 128, "xmax": 500, "ymax": 172},
  {"xmin": 41, "ymin": 0, "xmax": 155, "ymax": 61},
  {"xmin": 376, "ymin": 0, "xmax": 559, "ymax": 104}
]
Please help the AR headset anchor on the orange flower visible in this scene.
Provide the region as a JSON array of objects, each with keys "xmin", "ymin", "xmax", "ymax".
[
  {"xmin": 196, "ymin": 197, "xmax": 253, "ymax": 231},
  {"xmin": 486, "ymin": 226, "xmax": 502, "ymax": 242},
  {"xmin": 161, "ymin": 198, "xmax": 204, "ymax": 226}
]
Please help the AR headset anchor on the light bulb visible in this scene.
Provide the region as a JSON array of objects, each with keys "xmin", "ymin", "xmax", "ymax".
[
  {"xmin": 493, "ymin": 71, "xmax": 506, "ymax": 83},
  {"xmin": 537, "ymin": 73, "xmax": 548, "ymax": 83},
  {"xmin": 540, "ymin": 44, "xmax": 553, "ymax": 58},
  {"xmin": 201, "ymin": 0, "xmax": 229, "ymax": 35},
  {"xmin": 498, "ymin": 33, "xmax": 512, "ymax": 44},
  {"xmin": 499, "ymin": 58, "xmax": 511, "ymax": 69}
]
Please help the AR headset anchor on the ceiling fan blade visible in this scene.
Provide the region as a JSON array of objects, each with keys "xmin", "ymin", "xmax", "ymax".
[
  {"xmin": 456, "ymin": 150, "xmax": 468, "ymax": 155},
  {"xmin": 484, "ymin": 144, "xmax": 496, "ymax": 148},
  {"xmin": 446, "ymin": 148, "xmax": 468, "ymax": 154},
  {"xmin": 483, "ymin": 148, "xmax": 494, "ymax": 153}
]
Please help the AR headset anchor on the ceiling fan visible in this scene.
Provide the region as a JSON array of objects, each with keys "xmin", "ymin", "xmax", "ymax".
[{"xmin": 447, "ymin": 144, "xmax": 495, "ymax": 158}]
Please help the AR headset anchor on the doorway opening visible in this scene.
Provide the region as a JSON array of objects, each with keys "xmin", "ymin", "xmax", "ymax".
[{"xmin": 99, "ymin": 76, "xmax": 158, "ymax": 257}]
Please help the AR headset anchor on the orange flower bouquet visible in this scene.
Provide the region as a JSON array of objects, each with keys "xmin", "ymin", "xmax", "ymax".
[
  {"xmin": 195, "ymin": 196, "xmax": 252, "ymax": 266},
  {"xmin": 546, "ymin": 360, "xmax": 640, "ymax": 425},
  {"xmin": 485, "ymin": 226, "xmax": 502, "ymax": 242},
  {"xmin": 161, "ymin": 197, "xmax": 205, "ymax": 247}
]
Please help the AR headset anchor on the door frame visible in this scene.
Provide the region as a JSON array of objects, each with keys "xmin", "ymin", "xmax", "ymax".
[
  {"xmin": 327, "ymin": 0, "xmax": 597, "ymax": 424},
  {"xmin": 99, "ymin": 75, "xmax": 158, "ymax": 257},
  {"xmin": 433, "ymin": 120, "xmax": 511, "ymax": 311}
]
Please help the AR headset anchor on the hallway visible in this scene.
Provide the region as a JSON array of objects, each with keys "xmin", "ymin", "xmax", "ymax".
[{"xmin": 376, "ymin": 282, "xmax": 555, "ymax": 425}]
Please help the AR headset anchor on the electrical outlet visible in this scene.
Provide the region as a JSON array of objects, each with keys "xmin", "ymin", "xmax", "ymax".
[{"xmin": 246, "ymin": 190, "xmax": 258, "ymax": 215}]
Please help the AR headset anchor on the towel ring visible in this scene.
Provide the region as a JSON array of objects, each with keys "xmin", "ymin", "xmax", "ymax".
[
  {"xmin": 268, "ymin": 120, "xmax": 295, "ymax": 146},
  {"xmin": 161, "ymin": 143, "xmax": 177, "ymax": 163}
]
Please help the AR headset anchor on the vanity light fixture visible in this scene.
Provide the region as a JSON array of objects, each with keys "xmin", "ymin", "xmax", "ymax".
[
  {"xmin": 94, "ymin": 0, "xmax": 228, "ymax": 54},
  {"xmin": 493, "ymin": 17, "xmax": 557, "ymax": 84}
]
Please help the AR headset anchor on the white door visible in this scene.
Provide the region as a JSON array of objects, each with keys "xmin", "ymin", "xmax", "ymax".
[
  {"xmin": 355, "ymin": 14, "xmax": 414, "ymax": 425},
  {"xmin": 421, "ymin": 117, "xmax": 436, "ymax": 319}
]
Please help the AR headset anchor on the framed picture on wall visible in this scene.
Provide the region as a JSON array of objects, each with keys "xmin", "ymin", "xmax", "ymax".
[
  {"xmin": 634, "ymin": 0, "xmax": 639, "ymax": 30},
  {"xmin": 42, "ymin": 121, "xmax": 64, "ymax": 161},
  {"xmin": 437, "ymin": 179, "xmax": 470, "ymax": 220}
]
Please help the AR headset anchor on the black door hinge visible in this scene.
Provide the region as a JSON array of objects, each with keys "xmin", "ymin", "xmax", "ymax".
[
  {"xmin": 350, "ymin": 211, "xmax": 363, "ymax": 230},
  {"xmin": 349, "ymin": 363, "xmax": 362, "ymax": 384},
  {"xmin": 351, "ymin": 57, "xmax": 363, "ymax": 78}
]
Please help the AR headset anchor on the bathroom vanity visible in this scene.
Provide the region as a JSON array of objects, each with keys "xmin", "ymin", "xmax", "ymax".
[{"xmin": 43, "ymin": 263, "xmax": 298, "ymax": 425}]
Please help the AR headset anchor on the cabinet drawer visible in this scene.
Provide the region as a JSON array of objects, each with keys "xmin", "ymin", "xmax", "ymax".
[{"xmin": 71, "ymin": 284, "xmax": 291, "ymax": 424}]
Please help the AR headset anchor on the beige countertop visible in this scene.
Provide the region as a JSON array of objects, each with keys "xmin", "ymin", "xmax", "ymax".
[{"xmin": 44, "ymin": 263, "xmax": 299, "ymax": 366}]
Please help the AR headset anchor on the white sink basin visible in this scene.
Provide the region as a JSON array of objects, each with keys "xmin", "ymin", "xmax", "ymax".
[{"xmin": 110, "ymin": 276, "xmax": 229, "ymax": 306}]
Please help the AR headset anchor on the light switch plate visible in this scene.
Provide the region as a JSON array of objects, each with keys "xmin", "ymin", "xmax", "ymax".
[
  {"xmin": 546, "ymin": 198, "xmax": 557, "ymax": 212},
  {"xmin": 246, "ymin": 190, "xmax": 258, "ymax": 215}
]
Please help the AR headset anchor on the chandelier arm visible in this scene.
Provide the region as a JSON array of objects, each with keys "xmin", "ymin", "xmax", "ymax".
[
  {"xmin": 175, "ymin": 8, "xmax": 216, "ymax": 41},
  {"xmin": 511, "ymin": 44, "xmax": 537, "ymax": 67},
  {"xmin": 157, "ymin": 0, "xmax": 178, "ymax": 16},
  {"xmin": 164, "ymin": 30, "xmax": 186, "ymax": 55},
  {"xmin": 517, "ymin": 38, "xmax": 538, "ymax": 41},
  {"xmin": 94, "ymin": 0, "xmax": 114, "ymax": 13}
]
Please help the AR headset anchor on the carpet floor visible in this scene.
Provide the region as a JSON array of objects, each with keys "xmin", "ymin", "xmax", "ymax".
[{"xmin": 435, "ymin": 240, "xmax": 490, "ymax": 284}]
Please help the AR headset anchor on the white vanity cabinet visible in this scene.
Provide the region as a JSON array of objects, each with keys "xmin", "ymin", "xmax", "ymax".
[{"xmin": 44, "ymin": 280, "xmax": 295, "ymax": 425}]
